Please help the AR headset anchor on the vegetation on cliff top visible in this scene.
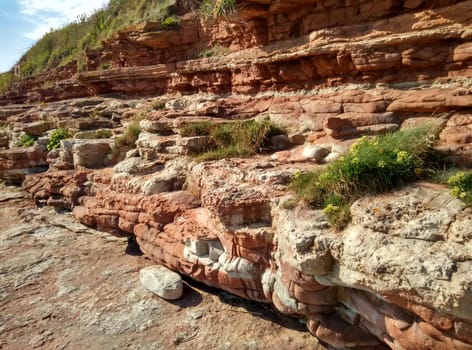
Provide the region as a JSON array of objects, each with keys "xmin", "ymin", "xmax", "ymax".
[
  {"xmin": 1, "ymin": 0, "xmax": 236, "ymax": 89},
  {"xmin": 291, "ymin": 125, "xmax": 442, "ymax": 230},
  {"xmin": 7, "ymin": 0, "xmax": 176, "ymax": 81}
]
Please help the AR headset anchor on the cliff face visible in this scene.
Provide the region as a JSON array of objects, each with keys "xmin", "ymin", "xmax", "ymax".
[{"xmin": 1, "ymin": 1, "xmax": 472, "ymax": 349}]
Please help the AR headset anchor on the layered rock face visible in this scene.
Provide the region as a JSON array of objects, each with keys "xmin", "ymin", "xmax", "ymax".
[
  {"xmin": 1, "ymin": 0, "xmax": 472, "ymax": 349},
  {"xmin": 19, "ymin": 92, "xmax": 472, "ymax": 349},
  {"xmin": 22, "ymin": 145, "xmax": 472, "ymax": 350}
]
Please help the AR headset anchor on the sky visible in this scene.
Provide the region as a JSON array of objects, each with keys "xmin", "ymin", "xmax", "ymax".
[{"xmin": 0, "ymin": 0, "xmax": 107, "ymax": 72}]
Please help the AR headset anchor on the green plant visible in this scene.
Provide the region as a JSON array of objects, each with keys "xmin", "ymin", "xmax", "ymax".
[
  {"xmin": 0, "ymin": 72, "xmax": 12, "ymax": 93},
  {"xmin": 151, "ymin": 99, "xmax": 166, "ymax": 110},
  {"xmin": 291, "ymin": 125, "xmax": 441, "ymax": 230},
  {"xmin": 18, "ymin": 134, "xmax": 37, "ymax": 147},
  {"xmin": 200, "ymin": 0, "xmax": 236, "ymax": 20},
  {"xmin": 161, "ymin": 15, "xmax": 179, "ymax": 30},
  {"xmin": 179, "ymin": 121, "xmax": 213, "ymax": 137},
  {"xmin": 180, "ymin": 120, "xmax": 285, "ymax": 161},
  {"xmin": 111, "ymin": 121, "xmax": 141, "ymax": 161},
  {"xmin": 199, "ymin": 45, "xmax": 230, "ymax": 58},
  {"xmin": 101, "ymin": 63, "xmax": 111, "ymax": 70},
  {"xmin": 47, "ymin": 128, "xmax": 71, "ymax": 151},
  {"xmin": 448, "ymin": 171, "xmax": 472, "ymax": 205},
  {"xmin": 116, "ymin": 122, "xmax": 141, "ymax": 147}
]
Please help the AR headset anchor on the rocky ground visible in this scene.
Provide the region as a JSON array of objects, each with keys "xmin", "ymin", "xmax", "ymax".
[{"xmin": 0, "ymin": 184, "xmax": 322, "ymax": 350}]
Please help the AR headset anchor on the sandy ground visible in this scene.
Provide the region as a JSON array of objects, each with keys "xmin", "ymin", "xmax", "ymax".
[{"xmin": 0, "ymin": 184, "xmax": 324, "ymax": 350}]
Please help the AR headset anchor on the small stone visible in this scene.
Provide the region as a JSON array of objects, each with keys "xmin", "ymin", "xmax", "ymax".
[
  {"xmin": 323, "ymin": 152, "xmax": 341, "ymax": 163},
  {"xmin": 140, "ymin": 265, "xmax": 183, "ymax": 300},
  {"xmin": 208, "ymin": 240, "xmax": 224, "ymax": 261},
  {"xmin": 185, "ymin": 239, "xmax": 209, "ymax": 256},
  {"xmin": 302, "ymin": 144, "xmax": 329, "ymax": 162}
]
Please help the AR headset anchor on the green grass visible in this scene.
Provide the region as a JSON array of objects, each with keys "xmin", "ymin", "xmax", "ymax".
[
  {"xmin": 47, "ymin": 128, "xmax": 71, "ymax": 151},
  {"xmin": 179, "ymin": 121, "xmax": 213, "ymax": 137},
  {"xmin": 291, "ymin": 125, "xmax": 442, "ymax": 230},
  {"xmin": 18, "ymin": 134, "xmax": 37, "ymax": 147},
  {"xmin": 161, "ymin": 15, "xmax": 179, "ymax": 30},
  {"xmin": 179, "ymin": 120, "xmax": 285, "ymax": 161},
  {"xmin": 195, "ymin": 145, "xmax": 252, "ymax": 162},
  {"xmin": 1, "ymin": 0, "xmax": 238, "ymax": 91},
  {"xmin": 200, "ymin": 0, "xmax": 236, "ymax": 20}
]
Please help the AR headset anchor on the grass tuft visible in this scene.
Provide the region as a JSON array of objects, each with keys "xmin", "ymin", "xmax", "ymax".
[
  {"xmin": 111, "ymin": 121, "xmax": 141, "ymax": 161},
  {"xmin": 200, "ymin": 0, "xmax": 236, "ymax": 20},
  {"xmin": 179, "ymin": 120, "xmax": 285, "ymax": 161}
]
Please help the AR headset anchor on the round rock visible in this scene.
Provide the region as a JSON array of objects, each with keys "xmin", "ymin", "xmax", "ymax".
[{"xmin": 140, "ymin": 265, "xmax": 183, "ymax": 300}]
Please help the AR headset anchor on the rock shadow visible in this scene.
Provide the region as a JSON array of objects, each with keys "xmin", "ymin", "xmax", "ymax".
[{"xmin": 182, "ymin": 276, "xmax": 308, "ymax": 333}]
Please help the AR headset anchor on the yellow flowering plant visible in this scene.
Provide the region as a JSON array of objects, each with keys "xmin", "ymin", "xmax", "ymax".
[
  {"xmin": 291, "ymin": 125, "xmax": 441, "ymax": 230},
  {"xmin": 448, "ymin": 171, "xmax": 472, "ymax": 205}
]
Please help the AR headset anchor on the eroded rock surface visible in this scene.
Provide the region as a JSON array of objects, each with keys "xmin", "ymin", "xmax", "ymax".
[
  {"xmin": 22, "ymin": 149, "xmax": 472, "ymax": 349},
  {"xmin": 0, "ymin": 0, "xmax": 471, "ymax": 349}
]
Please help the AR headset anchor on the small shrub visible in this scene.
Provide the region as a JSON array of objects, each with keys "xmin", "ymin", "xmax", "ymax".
[
  {"xmin": 115, "ymin": 122, "xmax": 141, "ymax": 148},
  {"xmin": 291, "ymin": 125, "xmax": 441, "ymax": 230},
  {"xmin": 47, "ymin": 128, "xmax": 71, "ymax": 151},
  {"xmin": 18, "ymin": 134, "xmax": 37, "ymax": 147},
  {"xmin": 448, "ymin": 171, "xmax": 472, "ymax": 205},
  {"xmin": 322, "ymin": 203, "xmax": 351, "ymax": 231},
  {"xmin": 151, "ymin": 100, "xmax": 166, "ymax": 110},
  {"xmin": 161, "ymin": 15, "xmax": 179, "ymax": 30},
  {"xmin": 102, "ymin": 63, "xmax": 111, "ymax": 70},
  {"xmin": 111, "ymin": 121, "xmax": 141, "ymax": 161}
]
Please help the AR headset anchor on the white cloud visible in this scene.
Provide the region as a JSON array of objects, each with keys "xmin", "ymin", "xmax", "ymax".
[{"xmin": 18, "ymin": 0, "xmax": 107, "ymax": 40}]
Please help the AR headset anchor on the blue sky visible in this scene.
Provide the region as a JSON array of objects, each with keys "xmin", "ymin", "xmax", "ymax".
[{"xmin": 0, "ymin": 0, "xmax": 107, "ymax": 72}]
